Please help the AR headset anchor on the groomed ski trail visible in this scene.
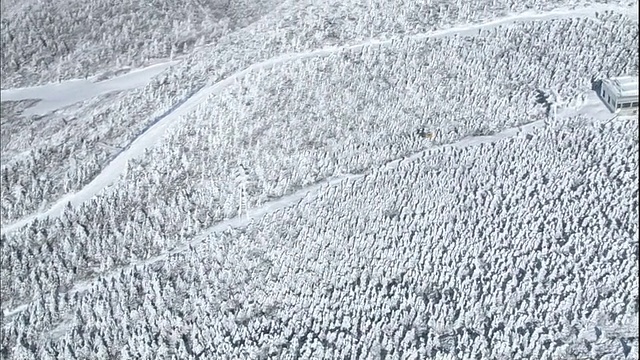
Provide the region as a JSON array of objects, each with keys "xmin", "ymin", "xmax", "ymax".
[
  {"xmin": 1, "ymin": 2, "xmax": 633, "ymax": 235},
  {"xmin": 0, "ymin": 61, "xmax": 179, "ymax": 117}
]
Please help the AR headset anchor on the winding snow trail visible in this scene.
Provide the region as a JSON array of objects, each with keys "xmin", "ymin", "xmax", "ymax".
[
  {"xmin": 7, "ymin": 90, "xmax": 612, "ymax": 319},
  {"xmin": 1, "ymin": 3, "xmax": 633, "ymax": 235},
  {"xmin": 12, "ymin": 90, "xmax": 617, "ymax": 324},
  {"xmin": 0, "ymin": 61, "xmax": 179, "ymax": 116}
]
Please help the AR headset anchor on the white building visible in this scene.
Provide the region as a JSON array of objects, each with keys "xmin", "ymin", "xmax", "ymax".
[{"xmin": 598, "ymin": 76, "xmax": 639, "ymax": 113}]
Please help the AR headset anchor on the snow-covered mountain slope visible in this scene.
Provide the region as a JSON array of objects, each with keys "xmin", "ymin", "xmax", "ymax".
[
  {"xmin": 0, "ymin": 0, "xmax": 638, "ymax": 359},
  {"xmin": 4, "ymin": 0, "xmax": 631, "ymax": 89},
  {"xmin": 2, "ymin": 5, "xmax": 636, "ymax": 228},
  {"xmin": 4, "ymin": 108, "xmax": 637, "ymax": 359}
]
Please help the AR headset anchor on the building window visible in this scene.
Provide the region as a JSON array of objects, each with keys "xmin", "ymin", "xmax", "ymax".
[
  {"xmin": 616, "ymin": 103, "xmax": 621, "ymax": 109},
  {"xmin": 632, "ymin": 102, "xmax": 639, "ymax": 107},
  {"xmin": 602, "ymin": 89, "xmax": 606, "ymax": 97},
  {"xmin": 622, "ymin": 103, "xmax": 631, "ymax": 108},
  {"xmin": 608, "ymin": 95, "xmax": 611, "ymax": 104}
]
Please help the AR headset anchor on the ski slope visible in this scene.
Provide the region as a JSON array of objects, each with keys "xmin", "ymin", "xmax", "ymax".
[
  {"xmin": 1, "ymin": 3, "xmax": 634, "ymax": 235},
  {"xmin": 0, "ymin": 61, "xmax": 178, "ymax": 116}
]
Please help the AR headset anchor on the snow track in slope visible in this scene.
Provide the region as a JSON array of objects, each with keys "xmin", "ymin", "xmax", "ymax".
[
  {"xmin": 10, "ymin": 84, "xmax": 617, "ymax": 323},
  {"xmin": 1, "ymin": 3, "xmax": 633, "ymax": 235},
  {"xmin": 0, "ymin": 61, "xmax": 179, "ymax": 116},
  {"xmin": 41, "ymin": 118, "xmax": 552, "ymax": 337}
]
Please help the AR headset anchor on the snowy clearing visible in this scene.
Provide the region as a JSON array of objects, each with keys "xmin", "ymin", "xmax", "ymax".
[{"xmin": 0, "ymin": 61, "xmax": 178, "ymax": 117}]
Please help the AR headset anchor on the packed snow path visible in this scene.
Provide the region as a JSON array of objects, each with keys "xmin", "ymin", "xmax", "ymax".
[
  {"xmin": 1, "ymin": 3, "xmax": 634, "ymax": 236},
  {"xmin": 0, "ymin": 61, "xmax": 178, "ymax": 116}
]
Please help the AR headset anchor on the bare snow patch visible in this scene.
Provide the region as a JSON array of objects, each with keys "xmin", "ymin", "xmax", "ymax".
[{"xmin": 0, "ymin": 61, "xmax": 178, "ymax": 116}]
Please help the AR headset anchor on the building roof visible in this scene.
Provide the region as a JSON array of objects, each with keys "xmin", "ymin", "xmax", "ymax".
[{"xmin": 602, "ymin": 76, "xmax": 639, "ymax": 99}]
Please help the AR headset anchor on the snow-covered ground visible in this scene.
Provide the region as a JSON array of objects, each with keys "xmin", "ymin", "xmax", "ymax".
[
  {"xmin": 0, "ymin": 61, "xmax": 177, "ymax": 117},
  {"xmin": 7, "ymin": 90, "xmax": 636, "ymax": 357},
  {"xmin": 1, "ymin": 1, "xmax": 637, "ymax": 359}
]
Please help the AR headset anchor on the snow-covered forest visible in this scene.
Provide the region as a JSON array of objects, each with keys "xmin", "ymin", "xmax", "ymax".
[
  {"xmin": 3, "ymin": 112, "xmax": 638, "ymax": 359},
  {"xmin": 1, "ymin": 0, "xmax": 635, "ymax": 88},
  {"xmin": 1, "ymin": 11, "xmax": 637, "ymax": 225},
  {"xmin": 0, "ymin": 0, "xmax": 638, "ymax": 358},
  {"xmin": 0, "ymin": 0, "xmax": 281, "ymax": 88}
]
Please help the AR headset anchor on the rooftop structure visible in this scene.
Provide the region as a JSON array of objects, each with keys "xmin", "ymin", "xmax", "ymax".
[{"xmin": 598, "ymin": 76, "xmax": 639, "ymax": 113}]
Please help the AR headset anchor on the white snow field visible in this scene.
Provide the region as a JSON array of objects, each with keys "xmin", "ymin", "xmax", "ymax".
[
  {"xmin": 0, "ymin": 62, "xmax": 175, "ymax": 116},
  {"xmin": 0, "ymin": 61, "xmax": 178, "ymax": 117},
  {"xmin": 1, "ymin": 0, "xmax": 638, "ymax": 359}
]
